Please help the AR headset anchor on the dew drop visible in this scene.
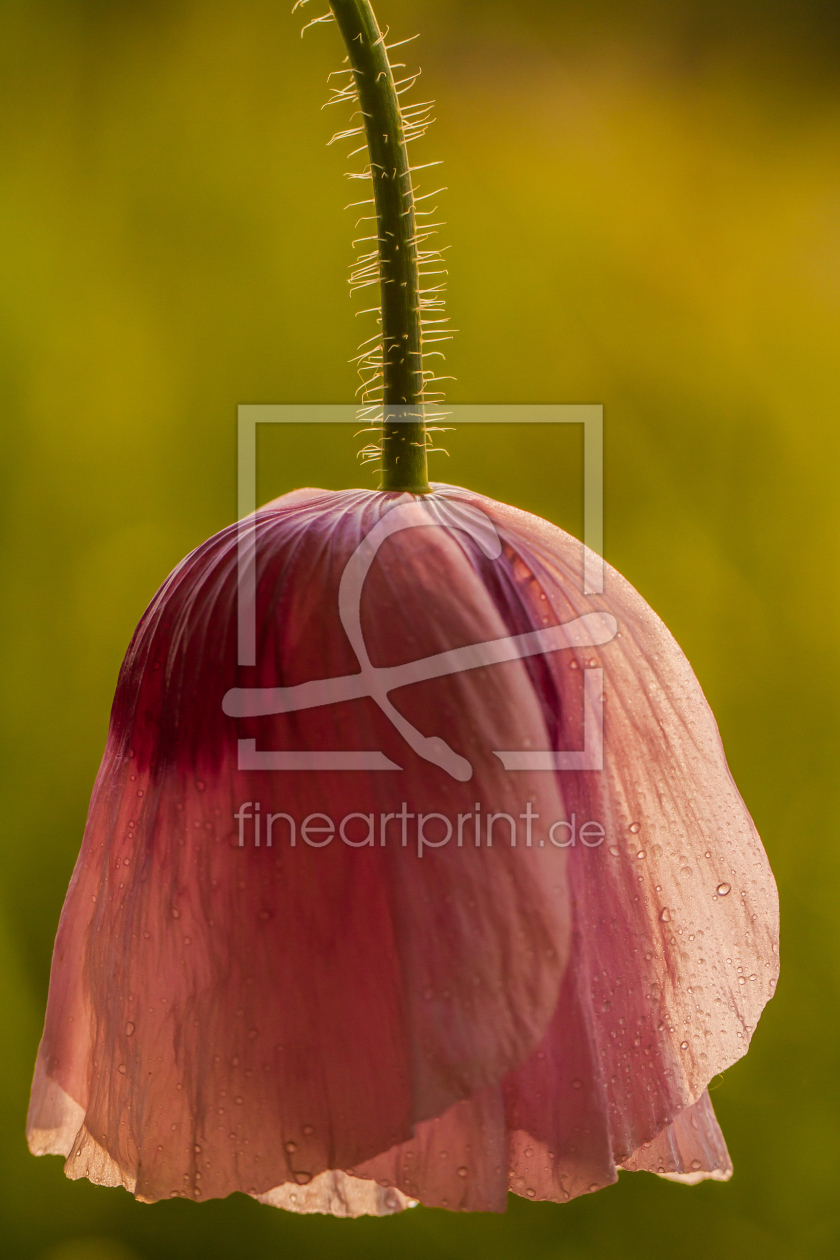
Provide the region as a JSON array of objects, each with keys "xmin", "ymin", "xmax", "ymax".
[
  {"xmin": 294, "ymin": 1171, "xmax": 313, "ymax": 1185},
  {"xmin": 117, "ymin": 1064, "xmax": 126, "ymax": 1074},
  {"xmin": 659, "ymin": 908, "xmax": 671, "ymax": 923},
  {"xmin": 285, "ymin": 1141, "xmax": 297, "ymax": 1154},
  {"xmin": 571, "ymin": 1079, "xmax": 582, "ymax": 1090},
  {"xmin": 680, "ymin": 1041, "xmax": 689, "ymax": 1049},
  {"xmin": 302, "ymin": 1124, "xmax": 314, "ymax": 1136},
  {"xmin": 457, "ymin": 1166, "xmax": 468, "ymax": 1178},
  {"xmin": 526, "ymin": 1188, "xmax": 536, "ymax": 1198},
  {"xmin": 628, "ymin": 822, "xmax": 641, "ymax": 834},
  {"xmin": 125, "ymin": 1022, "xmax": 135, "ymax": 1037},
  {"xmin": 716, "ymin": 883, "xmax": 731, "ymax": 897},
  {"xmin": 690, "ymin": 1159, "xmax": 703, "ymax": 1171}
]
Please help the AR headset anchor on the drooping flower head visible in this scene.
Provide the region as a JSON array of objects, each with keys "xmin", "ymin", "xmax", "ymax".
[{"xmin": 28, "ymin": 485, "xmax": 778, "ymax": 1213}]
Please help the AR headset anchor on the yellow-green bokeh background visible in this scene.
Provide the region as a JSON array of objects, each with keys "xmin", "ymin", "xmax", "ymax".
[{"xmin": 1, "ymin": 1, "xmax": 838, "ymax": 1256}]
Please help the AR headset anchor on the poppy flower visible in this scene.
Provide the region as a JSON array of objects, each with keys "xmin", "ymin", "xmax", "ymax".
[{"xmin": 27, "ymin": 484, "xmax": 778, "ymax": 1215}]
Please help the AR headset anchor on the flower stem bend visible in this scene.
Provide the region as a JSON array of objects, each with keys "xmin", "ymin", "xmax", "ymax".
[{"xmin": 329, "ymin": 0, "xmax": 430, "ymax": 493}]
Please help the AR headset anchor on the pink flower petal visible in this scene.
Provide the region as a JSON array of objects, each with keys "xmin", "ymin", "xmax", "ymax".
[{"xmin": 28, "ymin": 485, "xmax": 778, "ymax": 1213}]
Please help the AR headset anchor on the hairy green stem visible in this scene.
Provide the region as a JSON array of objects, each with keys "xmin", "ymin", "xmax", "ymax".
[{"xmin": 329, "ymin": 0, "xmax": 430, "ymax": 493}]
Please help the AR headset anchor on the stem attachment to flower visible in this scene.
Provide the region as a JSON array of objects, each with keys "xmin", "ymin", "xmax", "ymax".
[{"xmin": 328, "ymin": 0, "xmax": 430, "ymax": 493}]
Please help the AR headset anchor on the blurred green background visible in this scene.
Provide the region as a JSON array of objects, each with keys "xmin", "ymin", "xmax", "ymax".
[{"xmin": 1, "ymin": 0, "xmax": 837, "ymax": 1256}]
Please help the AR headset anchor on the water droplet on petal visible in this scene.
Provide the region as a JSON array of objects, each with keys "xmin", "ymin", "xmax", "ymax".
[
  {"xmin": 717, "ymin": 882, "xmax": 731, "ymax": 896},
  {"xmin": 285, "ymin": 1141, "xmax": 297, "ymax": 1154},
  {"xmin": 302, "ymin": 1125, "xmax": 314, "ymax": 1136},
  {"xmin": 680, "ymin": 1041, "xmax": 689, "ymax": 1049},
  {"xmin": 690, "ymin": 1159, "xmax": 703, "ymax": 1171},
  {"xmin": 294, "ymin": 1171, "xmax": 313, "ymax": 1185},
  {"xmin": 125, "ymin": 1022, "xmax": 135, "ymax": 1036},
  {"xmin": 457, "ymin": 1166, "xmax": 468, "ymax": 1178},
  {"xmin": 628, "ymin": 822, "xmax": 641, "ymax": 834},
  {"xmin": 659, "ymin": 908, "xmax": 671, "ymax": 923},
  {"xmin": 526, "ymin": 1188, "xmax": 536, "ymax": 1198}
]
